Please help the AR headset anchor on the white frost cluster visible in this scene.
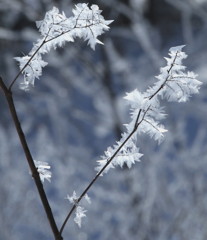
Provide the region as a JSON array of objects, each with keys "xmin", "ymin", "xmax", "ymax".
[
  {"xmin": 96, "ymin": 134, "xmax": 143, "ymax": 173},
  {"xmin": 15, "ymin": 3, "xmax": 113, "ymax": 90},
  {"xmin": 66, "ymin": 190, "xmax": 78, "ymax": 204},
  {"xmin": 74, "ymin": 206, "xmax": 87, "ymax": 228},
  {"xmin": 15, "ymin": 55, "xmax": 48, "ymax": 90},
  {"xmin": 96, "ymin": 45, "xmax": 202, "ymax": 174},
  {"xmin": 146, "ymin": 45, "xmax": 202, "ymax": 102},
  {"xmin": 34, "ymin": 160, "xmax": 52, "ymax": 183},
  {"xmin": 66, "ymin": 191, "xmax": 91, "ymax": 228}
]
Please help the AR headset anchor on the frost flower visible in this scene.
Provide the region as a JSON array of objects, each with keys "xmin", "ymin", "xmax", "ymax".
[
  {"xmin": 34, "ymin": 160, "xmax": 52, "ymax": 183},
  {"xmin": 74, "ymin": 206, "xmax": 87, "ymax": 228}
]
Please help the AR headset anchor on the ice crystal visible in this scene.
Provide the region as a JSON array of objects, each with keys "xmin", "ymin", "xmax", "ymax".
[{"xmin": 34, "ymin": 160, "xmax": 52, "ymax": 183}]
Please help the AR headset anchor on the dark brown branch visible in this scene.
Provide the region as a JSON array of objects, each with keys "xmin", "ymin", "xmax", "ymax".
[{"xmin": 0, "ymin": 77, "xmax": 62, "ymax": 240}]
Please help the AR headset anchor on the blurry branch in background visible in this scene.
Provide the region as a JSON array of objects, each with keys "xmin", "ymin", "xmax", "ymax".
[{"xmin": 101, "ymin": 0, "xmax": 161, "ymax": 66}]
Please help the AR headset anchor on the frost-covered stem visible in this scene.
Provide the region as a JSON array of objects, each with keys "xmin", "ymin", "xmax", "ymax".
[
  {"xmin": 9, "ymin": 40, "xmax": 45, "ymax": 90},
  {"xmin": 60, "ymin": 110, "xmax": 142, "ymax": 234},
  {"xmin": 44, "ymin": 23, "xmax": 96, "ymax": 44},
  {"xmin": 148, "ymin": 51, "xmax": 179, "ymax": 100},
  {"xmin": 9, "ymin": 23, "xmax": 96, "ymax": 90},
  {"xmin": 61, "ymin": 49, "xmax": 185, "ymax": 233},
  {"xmin": 0, "ymin": 77, "xmax": 62, "ymax": 240},
  {"xmin": 61, "ymin": 53, "xmax": 180, "ymax": 232}
]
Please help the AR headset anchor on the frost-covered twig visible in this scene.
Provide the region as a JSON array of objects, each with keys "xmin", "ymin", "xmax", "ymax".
[
  {"xmin": 96, "ymin": 45, "xmax": 201, "ymax": 174},
  {"xmin": 9, "ymin": 41, "xmax": 45, "ymax": 90},
  {"xmin": 61, "ymin": 45, "xmax": 201, "ymax": 232},
  {"xmin": 11, "ymin": 4, "xmax": 113, "ymax": 90},
  {"xmin": 65, "ymin": 191, "xmax": 90, "ymax": 228}
]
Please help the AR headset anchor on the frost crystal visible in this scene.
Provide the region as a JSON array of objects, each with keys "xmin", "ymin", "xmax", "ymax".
[
  {"xmin": 66, "ymin": 191, "xmax": 78, "ymax": 204},
  {"xmin": 14, "ymin": 54, "xmax": 48, "ymax": 91},
  {"xmin": 34, "ymin": 160, "xmax": 52, "ymax": 183},
  {"xmin": 96, "ymin": 45, "xmax": 202, "ymax": 175},
  {"xmin": 74, "ymin": 206, "xmax": 87, "ymax": 228},
  {"xmin": 147, "ymin": 45, "xmax": 202, "ymax": 102},
  {"xmin": 96, "ymin": 135, "xmax": 143, "ymax": 174},
  {"xmin": 66, "ymin": 191, "xmax": 90, "ymax": 227},
  {"xmin": 85, "ymin": 194, "xmax": 91, "ymax": 204},
  {"xmin": 14, "ymin": 4, "xmax": 113, "ymax": 90}
]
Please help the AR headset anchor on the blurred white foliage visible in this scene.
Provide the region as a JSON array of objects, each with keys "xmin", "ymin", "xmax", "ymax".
[
  {"xmin": 130, "ymin": 0, "xmax": 147, "ymax": 10},
  {"xmin": 14, "ymin": 3, "xmax": 113, "ymax": 90},
  {"xmin": 96, "ymin": 45, "xmax": 201, "ymax": 174}
]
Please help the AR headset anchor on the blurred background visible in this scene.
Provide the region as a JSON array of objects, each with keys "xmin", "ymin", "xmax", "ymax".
[{"xmin": 0, "ymin": 0, "xmax": 207, "ymax": 239}]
